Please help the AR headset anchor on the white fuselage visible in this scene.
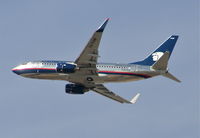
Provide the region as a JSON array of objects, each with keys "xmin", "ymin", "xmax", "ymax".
[{"xmin": 12, "ymin": 61, "xmax": 159, "ymax": 84}]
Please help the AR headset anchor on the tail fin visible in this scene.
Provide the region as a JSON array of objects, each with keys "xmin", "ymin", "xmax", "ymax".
[{"xmin": 132, "ymin": 35, "xmax": 179, "ymax": 66}]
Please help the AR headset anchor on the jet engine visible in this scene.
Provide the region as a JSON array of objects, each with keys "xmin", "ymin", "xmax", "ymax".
[{"xmin": 65, "ymin": 84, "xmax": 88, "ymax": 94}]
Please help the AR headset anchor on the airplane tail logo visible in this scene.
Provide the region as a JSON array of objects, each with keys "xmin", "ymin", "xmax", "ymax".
[
  {"xmin": 132, "ymin": 35, "xmax": 179, "ymax": 66},
  {"xmin": 152, "ymin": 52, "xmax": 164, "ymax": 61}
]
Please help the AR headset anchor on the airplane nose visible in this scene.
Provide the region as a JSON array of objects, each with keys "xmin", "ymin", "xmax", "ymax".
[{"xmin": 12, "ymin": 67, "xmax": 21, "ymax": 75}]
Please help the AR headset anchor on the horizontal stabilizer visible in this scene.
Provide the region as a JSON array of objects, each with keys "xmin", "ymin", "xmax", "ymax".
[{"xmin": 162, "ymin": 72, "xmax": 181, "ymax": 83}]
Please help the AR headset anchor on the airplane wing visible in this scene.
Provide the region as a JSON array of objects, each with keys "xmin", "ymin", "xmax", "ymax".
[
  {"xmin": 75, "ymin": 18, "xmax": 109, "ymax": 70},
  {"xmin": 74, "ymin": 19, "xmax": 140, "ymax": 104},
  {"xmin": 92, "ymin": 84, "xmax": 140, "ymax": 104}
]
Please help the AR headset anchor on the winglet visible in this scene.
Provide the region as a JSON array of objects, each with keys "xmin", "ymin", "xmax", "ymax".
[
  {"xmin": 96, "ymin": 18, "xmax": 110, "ymax": 32},
  {"xmin": 130, "ymin": 93, "xmax": 140, "ymax": 104}
]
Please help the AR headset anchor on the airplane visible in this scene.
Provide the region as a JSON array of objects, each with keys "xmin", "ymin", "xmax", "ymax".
[{"xmin": 12, "ymin": 18, "xmax": 181, "ymax": 104}]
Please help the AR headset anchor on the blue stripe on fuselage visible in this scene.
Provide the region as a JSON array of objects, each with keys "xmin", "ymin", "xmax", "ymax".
[{"xmin": 12, "ymin": 68, "xmax": 56, "ymax": 75}]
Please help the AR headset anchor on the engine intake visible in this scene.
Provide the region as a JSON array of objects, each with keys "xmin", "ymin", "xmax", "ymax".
[{"xmin": 65, "ymin": 84, "xmax": 88, "ymax": 94}]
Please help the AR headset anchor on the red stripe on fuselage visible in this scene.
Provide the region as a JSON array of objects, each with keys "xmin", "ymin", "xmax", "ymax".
[
  {"xmin": 97, "ymin": 70, "xmax": 151, "ymax": 78},
  {"xmin": 12, "ymin": 68, "xmax": 151, "ymax": 78}
]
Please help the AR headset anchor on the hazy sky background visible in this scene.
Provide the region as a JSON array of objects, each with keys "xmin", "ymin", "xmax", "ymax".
[{"xmin": 0, "ymin": 0, "xmax": 199, "ymax": 138}]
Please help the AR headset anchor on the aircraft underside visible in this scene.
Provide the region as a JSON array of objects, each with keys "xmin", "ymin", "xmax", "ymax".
[
  {"xmin": 22, "ymin": 72, "xmax": 159, "ymax": 84},
  {"xmin": 21, "ymin": 72, "xmax": 151, "ymax": 83}
]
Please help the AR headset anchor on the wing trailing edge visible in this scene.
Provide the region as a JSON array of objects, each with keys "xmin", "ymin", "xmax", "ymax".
[{"xmin": 92, "ymin": 84, "xmax": 140, "ymax": 104}]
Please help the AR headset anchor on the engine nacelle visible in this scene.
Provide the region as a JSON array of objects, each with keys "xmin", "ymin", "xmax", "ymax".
[
  {"xmin": 57, "ymin": 62, "xmax": 76, "ymax": 73},
  {"xmin": 65, "ymin": 84, "xmax": 88, "ymax": 94}
]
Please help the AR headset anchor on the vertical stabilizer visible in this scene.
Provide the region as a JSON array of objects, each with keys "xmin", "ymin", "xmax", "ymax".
[{"xmin": 132, "ymin": 35, "xmax": 178, "ymax": 66}]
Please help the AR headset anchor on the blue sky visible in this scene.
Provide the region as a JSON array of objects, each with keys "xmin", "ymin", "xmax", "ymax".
[{"xmin": 0, "ymin": 0, "xmax": 199, "ymax": 138}]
